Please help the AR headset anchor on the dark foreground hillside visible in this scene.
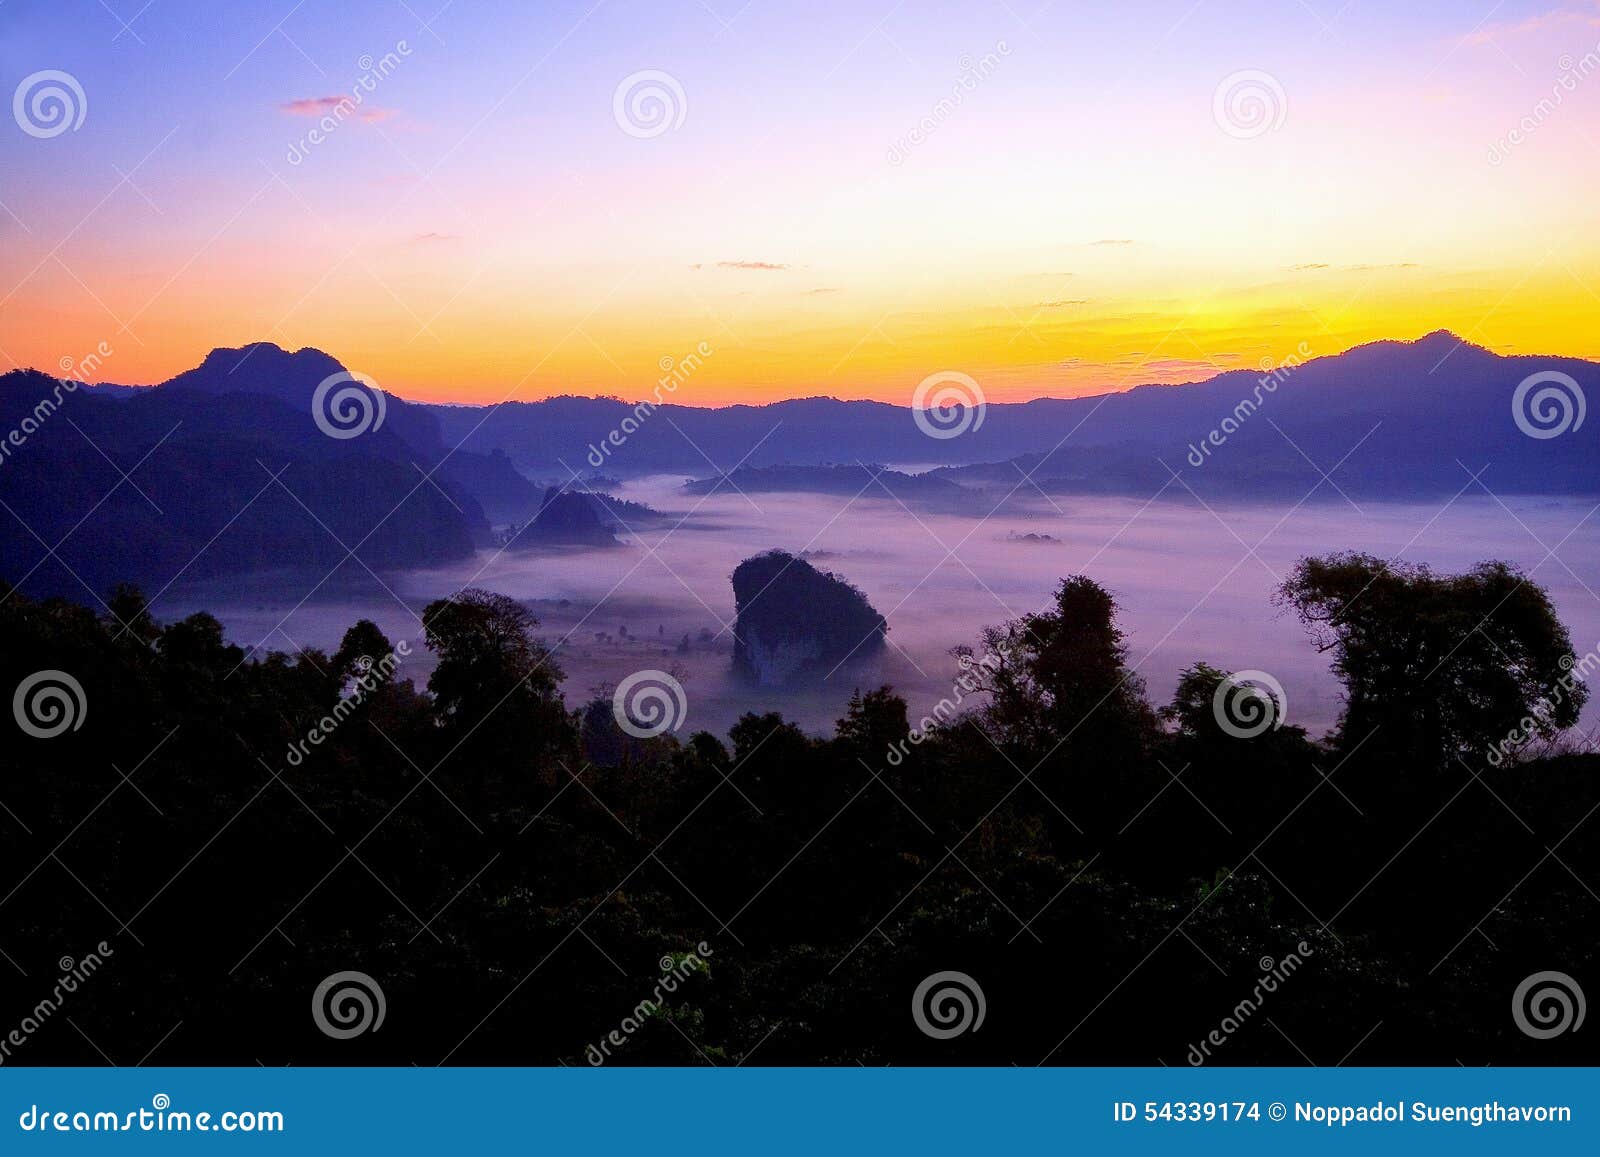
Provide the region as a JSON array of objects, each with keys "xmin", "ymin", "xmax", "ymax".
[{"xmin": 0, "ymin": 557, "xmax": 1595, "ymax": 1066}]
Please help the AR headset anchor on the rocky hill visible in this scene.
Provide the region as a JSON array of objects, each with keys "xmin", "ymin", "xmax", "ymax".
[{"xmin": 730, "ymin": 550, "xmax": 887, "ymax": 686}]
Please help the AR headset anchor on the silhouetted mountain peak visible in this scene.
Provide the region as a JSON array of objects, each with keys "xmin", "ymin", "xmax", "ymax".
[
  {"xmin": 165, "ymin": 342, "xmax": 349, "ymax": 403},
  {"xmin": 1336, "ymin": 329, "xmax": 1488, "ymax": 365}
]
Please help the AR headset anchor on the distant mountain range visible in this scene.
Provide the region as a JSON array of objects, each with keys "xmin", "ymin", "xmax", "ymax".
[
  {"xmin": 425, "ymin": 330, "xmax": 1598, "ymax": 499},
  {"xmin": 2, "ymin": 331, "xmax": 1594, "ymax": 599}
]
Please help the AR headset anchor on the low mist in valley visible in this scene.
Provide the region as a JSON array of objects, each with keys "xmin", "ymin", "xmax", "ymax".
[{"xmin": 154, "ymin": 477, "xmax": 1600, "ymax": 748}]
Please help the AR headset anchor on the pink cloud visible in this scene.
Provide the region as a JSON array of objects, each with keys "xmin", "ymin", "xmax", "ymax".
[
  {"xmin": 281, "ymin": 96, "xmax": 396, "ymax": 123},
  {"xmin": 691, "ymin": 260, "xmax": 791, "ymax": 271}
]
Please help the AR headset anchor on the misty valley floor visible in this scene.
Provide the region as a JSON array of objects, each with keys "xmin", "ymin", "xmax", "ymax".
[{"xmin": 155, "ymin": 483, "xmax": 1600, "ymax": 743}]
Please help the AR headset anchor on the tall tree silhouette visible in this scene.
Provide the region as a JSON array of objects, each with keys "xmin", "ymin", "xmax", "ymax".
[{"xmin": 1278, "ymin": 553, "xmax": 1585, "ymax": 768}]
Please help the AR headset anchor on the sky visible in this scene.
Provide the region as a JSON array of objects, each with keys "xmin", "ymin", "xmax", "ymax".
[{"xmin": 3, "ymin": 0, "xmax": 1600, "ymax": 407}]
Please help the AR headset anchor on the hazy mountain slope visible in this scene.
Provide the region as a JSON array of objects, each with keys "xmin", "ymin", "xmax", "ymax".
[
  {"xmin": 0, "ymin": 367, "xmax": 477, "ymax": 599},
  {"xmin": 424, "ymin": 332, "xmax": 1600, "ymax": 495},
  {"xmin": 160, "ymin": 343, "xmax": 545, "ymax": 521}
]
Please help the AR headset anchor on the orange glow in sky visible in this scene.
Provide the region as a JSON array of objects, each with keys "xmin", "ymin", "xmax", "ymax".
[{"xmin": 5, "ymin": 1, "xmax": 1600, "ymax": 408}]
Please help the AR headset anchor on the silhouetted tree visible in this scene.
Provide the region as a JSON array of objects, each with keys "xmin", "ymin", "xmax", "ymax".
[
  {"xmin": 835, "ymin": 686, "xmax": 910, "ymax": 758},
  {"xmin": 967, "ymin": 575, "xmax": 1155, "ymax": 758},
  {"xmin": 421, "ymin": 588, "xmax": 570, "ymax": 780},
  {"xmin": 1278, "ymin": 553, "xmax": 1585, "ymax": 768},
  {"xmin": 333, "ymin": 618, "xmax": 395, "ymax": 684}
]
